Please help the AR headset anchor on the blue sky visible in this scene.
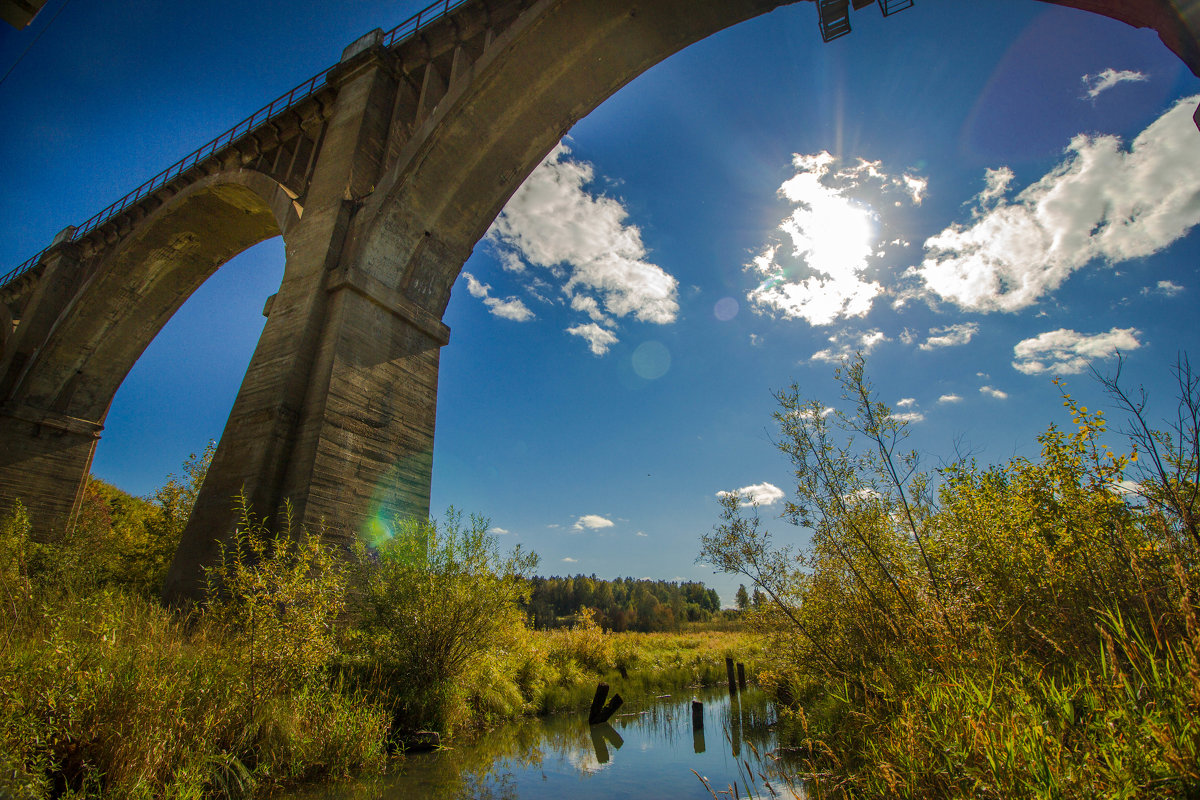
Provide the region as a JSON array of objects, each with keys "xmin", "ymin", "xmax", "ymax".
[{"xmin": 3, "ymin": 0, "xmax": 1199, "ymax": 605}]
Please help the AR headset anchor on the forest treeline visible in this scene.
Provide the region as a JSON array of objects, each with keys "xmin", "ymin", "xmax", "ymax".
[{"xmin": 524, "ymin": 574, "xmax": 721, "ymax": 631}]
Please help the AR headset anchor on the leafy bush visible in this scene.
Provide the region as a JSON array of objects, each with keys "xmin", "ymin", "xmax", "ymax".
[
  {"xmin": 203, "ymin": 498, "xmax": 347, "ymax": 706},
  {"xmin": 347, "ymin": 508, "xmax": 538, "ymax": 732},
  {"xmin": 703, "ymin": 355, "xmax": 1200, "ymax": 796}
]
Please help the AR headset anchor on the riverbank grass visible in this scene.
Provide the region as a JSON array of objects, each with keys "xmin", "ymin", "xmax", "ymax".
[{"xmin": 1, "ymin": 483, "xmax": 751, "ymax": 798}]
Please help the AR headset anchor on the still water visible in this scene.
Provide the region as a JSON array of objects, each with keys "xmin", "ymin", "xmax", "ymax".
[{"xmin": 294, "ymin": 686, "xmax": 807, "ymax": 800}]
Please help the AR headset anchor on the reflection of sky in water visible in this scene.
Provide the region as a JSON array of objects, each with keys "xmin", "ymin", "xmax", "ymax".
[{"xmin": 289, "ymin": 686, "xmax": 806, "ymax": 800}]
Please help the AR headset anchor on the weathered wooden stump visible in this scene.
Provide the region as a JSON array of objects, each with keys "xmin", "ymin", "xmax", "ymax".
[{"xmin": 588, "ymin": 682, "xmax": 624, "ymax": 725}]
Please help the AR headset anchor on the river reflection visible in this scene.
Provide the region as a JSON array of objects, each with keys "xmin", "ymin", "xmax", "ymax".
[{"xmin": 294, "ymin": 686, "xmax": 806, "ymax": 800}]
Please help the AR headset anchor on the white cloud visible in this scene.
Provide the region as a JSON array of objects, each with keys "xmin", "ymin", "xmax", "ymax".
[
  {"xmin": 716, "ymin": 482, "xmax": 785, "ymax": 506},
  {"xmin": 566, "ymin": 322, "xmax": 619, "ymax": 355},
  {"xmin": 1142, "ymin": 279, "xmax": 1184, "ymax": 297},
  {"xmin": 562, "ymin": 557, "xmax": 578, "ymax": 563},
  {"xmin": 894, "ymin": 411, "xmax": 925, "ymax": 423},
  {"xmin": 573, "ymin": 514, "xmax": 615, "ymax": 531},
  {"xmin": 570, "ymin": 294, "xmax": 609, "ymax": 323},
  {"xmin": 486, "ymin": 297, "xmax": 535, "ymax": 321},
  {"xmin": 977, "ymin": 166, "xmax": 1015, "ymax": 208},
  {"xmin": 980, "ymin": 385, "xmax": 1009, "ymax": 399},
  {"xmin": 460, "ymin": 271, "xmax": 534, "ymax": 321},
  {"xmin": 901, "ymin": 174, "xmax": 928, "ymax": 205},
  {"xmin": 811, "ymin": 329, "xmax": 889, "ymax": 363},
  {"xmin": 635, "ymin": 531, "xmax": 648, "ymax": 537},
  {"xmin": 938, "ymin": 394, "xmax": 963, "ymax": 404},
  {"xmin": 1082, "ymin": 68, "xmax": 1149, "ymax": 99},
  {"xmin": 489, "ymin": 143, "xmax": 679, "ymax": 331},
  {"xmin": 488, "ymin": 526, "xmax": 511, "ymax": 535},
  {"xmin": 1012, "ymin": 327, "xmax": 1141, "ymax": 375},
  {"xmin": 1116, "ymin": 479, "xmax": 1143, "ymax": 495},
  {"xmin": 464, "ymin": 272, "xmax": 490, "ymax": 298},
  {"xmin": 920, "ymin": 322, "xmax": 979, "ymax": 350},
  {"xmin": 746, "ymin": 151, "xmax": 925, "ymax": 325},
  {"xmin": 896, "ymin": 397, "xmax": 917, "ymax": 408},
  {"xmin": 910, "ymin": 96, "xmax": 1200, "ymax": 312}
]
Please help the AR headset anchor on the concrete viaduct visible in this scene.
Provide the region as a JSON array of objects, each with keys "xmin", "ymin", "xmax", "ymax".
[{"xmin": 0, "ymin": 0, "xmax": 1196, "ymax": 602}]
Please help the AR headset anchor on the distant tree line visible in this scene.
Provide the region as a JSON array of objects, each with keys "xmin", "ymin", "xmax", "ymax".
[{"xmin": 524, "ymin": 574, "xmax": 721, "ymax": 631}]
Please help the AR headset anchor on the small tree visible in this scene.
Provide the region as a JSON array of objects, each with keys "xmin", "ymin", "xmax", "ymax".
[
  {"xmin": 735, "ymin": 583, "xmax": 750, "ymax": 611},
  {"xmin": 203, "ymin": 498, "xmax": 347, "ymax": 710},
  {"xmin": 348, "ymin": 508, "xmax": 538, "ymax": 731}
]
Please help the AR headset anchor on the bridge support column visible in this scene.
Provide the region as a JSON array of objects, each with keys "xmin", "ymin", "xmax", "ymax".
[
  {"xmin": 0, "ymin": 239, "xmax": 102, "ymax": 535},
  {"xmin": 281, "ymin": 262, "xmax": 449, "ymax": 546},
  {"xmin": 0, "ymin": 407, "xmax": 100, "ymax": 535},
  {"xmin": 163, "ymin": 40, "xmax": 435, "ymax": 602}
]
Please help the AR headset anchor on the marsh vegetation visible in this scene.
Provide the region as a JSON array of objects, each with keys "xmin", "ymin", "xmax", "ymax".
[
  {"xmin": 0, "ymin": 461, "xmax": 753, "ymax": 798},
  {"xmin": 702, "ymin": 355, "xmax": 1200, "ymax": 797}
]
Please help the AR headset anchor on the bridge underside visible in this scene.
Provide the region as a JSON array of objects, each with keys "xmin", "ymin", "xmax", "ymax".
[{"xmin": 0, "ymin": 0, "xmax": 1195, "ymax": 603}]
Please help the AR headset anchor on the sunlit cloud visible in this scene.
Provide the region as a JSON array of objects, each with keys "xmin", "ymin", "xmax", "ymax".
[
  {"xmin": 460, "ymin": 271, "xmax": 534, "ymax": 322},
  {"xmin": 488, "ymin": 526, "xmax": 511, "ymax": 535},
  {"xmin": 938, "ymin": 394, "xmax": 963, "ymax": 404},
  {"xmin": 747, "ymin": 151, "xmax": 925, "ymax": 325},
  {"xmin": 635, "ymin": 531, "xmax": 648, "ymax": 537},
  {"xmin": 573, "ymin": 514, "xmax": 615, "ymax": 531},
  {"xmin": 980, "ymin": 385, "xmax": 1009, "ymax": 399},
  {"xmin": 1142, "ymin": 279, "xmax": 1184, "ymax": 297},
  {"xmin": 897, "ymin": 397, "xmax": 917, "ymax": 408},
  {"xmin": 1082, "ymin": 68, "xmax": 1149, "ymax": 99},
  {"xmin": 1012, "ymin": 327, "xmax": 1141, "ymax": 375},
  {"xmin": 909, "ymin": 96, "xmax": 1200, "ymax": 312},
  {"xmin": 811, "ymin": 329, "xmax": 888, "ymax": 363},
  {"xmin": 562, "ymin": 557, "xmax": 579, "ymax": 563},
  {"xmin": 919, "ymin": 322, "xmax": 979, "ymax": 350},
  {"xmin": 488, "ymin": 142, "xmax": 679, "ymax": 351},
  {"xmin": 895, "ymin": 411, "xmax": 925, "ymax": 423},
  {"xmin": 567, "ymin": 322, "xmax": 619, "ymax": 355},
  {"xmin": 716, "ymin": 482, "xmax": 785, "ymax": 506}
]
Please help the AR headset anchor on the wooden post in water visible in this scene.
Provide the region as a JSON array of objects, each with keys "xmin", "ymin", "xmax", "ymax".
[
  {"xmin": 737, "ymin": 662, "xmax": 747, "ymax": 691},
  {"xmin": 691, "ymin": 699, "xmax": 704, "ymax": 730},
  {"xmin": 588, "ymin": 682, "xmax": 624, "ymax": 725},
  {"xmin": 589, "ymin": 683, "xmax": 609, "ymax": 724},
  {"xmin": 725, "ymin": 657, "xmax": 738, "ymax": 695}
]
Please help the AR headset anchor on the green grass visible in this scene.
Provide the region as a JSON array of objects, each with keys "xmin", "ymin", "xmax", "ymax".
[{"xmin": 0, "ymin": 494, "xmax": 756, "ymax": 798}]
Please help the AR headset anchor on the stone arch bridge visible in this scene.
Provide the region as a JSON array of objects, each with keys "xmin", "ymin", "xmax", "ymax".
[{"xmin": 0, "ymin": 0, "xmax": 1196, "ymax": 601}]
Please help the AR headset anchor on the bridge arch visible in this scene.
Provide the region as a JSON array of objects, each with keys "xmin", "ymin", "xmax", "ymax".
[
  {"xmin": 173, "ymin": 0, "xmax": 1200, "ymax": 599},
  {"xmin": 0, "ymin": 168, "xmax": 297, "ymax": 533},
  {"xmin": 356, "ymin": 0, "xmax": 1200, "ymax": 320},
  {"xmin": 19, "ymin": 172, "xmax": 296, "ymax": 420},
  {"xmin": 0, "ymin": 0, "xmax": 1193, "ymax": 600}
]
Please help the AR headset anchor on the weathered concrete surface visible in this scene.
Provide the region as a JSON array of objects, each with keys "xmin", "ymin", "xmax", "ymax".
[
  {"xmin": 0, "ymin": 0, "xmax": 1196, "ymax": 602},
  {"xmin": 0, "ymin": 174, "xmax": 298, "ymax": 537},
  {"xmin": 0, "ymin": 0, "xmax": 48, "ymax": 29}
]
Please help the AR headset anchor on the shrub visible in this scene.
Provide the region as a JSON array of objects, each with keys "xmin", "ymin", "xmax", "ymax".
[
  {"xmin": 703, "ymin": 355, "xmax": 1200, "ymax": 796},
  {"xmin": 347, "ymin": 508, "xmax": 538, "ymax": 732},
  {"xmin": 203, "ymin": 498, "xmax": 347, "ymax": 706}
]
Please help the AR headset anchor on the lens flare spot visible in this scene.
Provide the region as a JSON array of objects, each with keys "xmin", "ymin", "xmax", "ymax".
[
  {"xmin": 364, "ymin": 509, "xmax": 395, "ymax": 548},
  {"xmin": 632, "ymin": 340, "xmax": 671, "ymax": 380},
  {"xmin": 713, "ymin": 296, "xmax": 739, "ymax": 321}
]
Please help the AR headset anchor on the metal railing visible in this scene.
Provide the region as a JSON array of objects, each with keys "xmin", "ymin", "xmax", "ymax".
[
  {"xmin": 383, "ymin": 0, "xmax": 474, "ymax": 47},
  {"xmin": 1, "ymin": 0, "xmax": 475, "ymax": 289}
]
